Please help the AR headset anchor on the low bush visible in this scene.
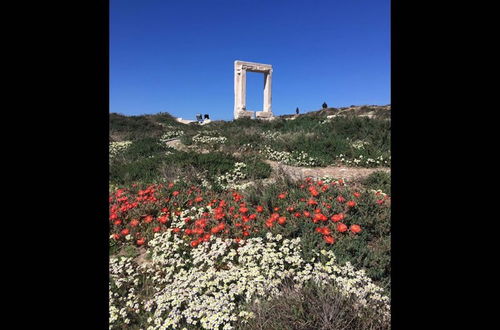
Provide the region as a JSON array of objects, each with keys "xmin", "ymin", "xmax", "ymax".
[
  {"xmin": 363, "ymin": 171, "xmax": 391, "ymax": 194},
  {"xmin": 237, "ymin": 281, "xmax": 390, "ymax": 330}
]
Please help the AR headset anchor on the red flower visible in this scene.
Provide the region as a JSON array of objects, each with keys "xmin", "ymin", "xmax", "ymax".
[
  {"xmin": 172, "ymin": 227, "xmax": 181, "ymax": 233},
  {"xmin": 278, "ymin": 193, "xmax": 287, "ymax": 199},
  {"xmin": 172, "ymin": 191, "xmax": 180, "ymax": 197},
  {"xmin": 337, "ymin": 196, "xmax": 346, "ymax": 203},
  {"xmin": 323, "ymin": 235, "xmax": 335, "ymax": 244},
  {"xmin": 153, "ymin": 226, "xmax": 161, "ymax": 233},
  {"xmin": 144, "ymin": 215, "xmax": 153, "ymax": 223},
  {"xmin": 112, "ymin": 234, "xmax": 120, "ymax": 240},
  {"xmin": 313, "ymin": 213, "xmax": 328, "ymax": 222},
  {"xmin": 158, "ymin": 215, "xmax": 168, "ymax": 224},
  {"xmin": 270, "ymin": 213, "xmax": 280, "ymax": 220},
  {"xmin": 377, "ymin": 199, "xmax": 384, "ymax": 205},
  {"xmin": 331, "ymin": 213, "xmax": 345, "ymax": 222},
  {"xmin": 316, "ymin": 227, "xmax": 331, "ymax": 235},
  {"xmin": 136, "ymin": 238, "xmax": 145, "ymax": 246},
  {"xmin": 239, "ymin": 207, "xmax": 249, "ymax": 213},
  {"xmin": 308, "ymin": 186, "xmax": 319, "ymax": 197},
  {"xmin": 121, "ymin": 228, "xmax": 130, "ymax": 236},
  {"xmin": 190, "ymin": 240, "xmax": 199, "ymax": 247},
  {"xmin": 211, "ymin": 223, "xmax": 225, "ymax": 234},
  {"xmin": 278, "ymin": 216, "xmax": 287, "ymax": 225},
  {"xmin": 350, "ymin": 225, "xmax": 362, "ymax": 233},
  {"xmin": 336, "ymin": 223, "xmax": 348, "ymax": 232},
  {"xmin": 294, "ymin": 212, "xmax": 301, "ymax": 218},
  {"xmin": 353, "ymin": 192, "xmax": 361, "ymax": 198},
  {"xmin": 130, "ymin": 219, "xmax": 140, "ymax": 227},
  {"xmin": 194, "ymin": 196, "xmax": 203, "ymax": 203},
  {"xmin": 256, "ymin": 205, "xmax": 264, "ymax": 213},
  {"xmin": 347, "ymin": 201, "xmax": 356, "ymax": 208},
  {"xmin": 113, "ymin": 220, "xmax": 122, "ymax": 226}
]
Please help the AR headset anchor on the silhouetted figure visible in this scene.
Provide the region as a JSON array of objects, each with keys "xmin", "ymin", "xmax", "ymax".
[
  {"xmin": 296, "ymin": 107, "xmax": 299, "ymax": 115},
  {"xmin": 196, "ymin": 113, "xmax": 203, "ymax": 122},
  {"xmin": 322, "ymin": 102, "xmax": 328, "ymax": 109},
  {"xmin": 204, "ymin": 114, "xmax": 210, "ymax": 120}
]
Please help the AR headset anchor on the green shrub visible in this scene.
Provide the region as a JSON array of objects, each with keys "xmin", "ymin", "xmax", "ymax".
[
  {"xmin": 110, "ymin": 112, "xmax": 191, "ymax": 141},
  {"xmin": 122, "ymin": 137, "xmax": 170, "ymax": 161},
  {"xmin": 240, "ymin": 156, "xmax": 272, "ymax": 179},
  {"xmin": 363, "ymin": 171, "xmax": 391, "ymax": 193},
  {"xmin": 110, "ymin": 155, "xmax": 167, "ymax": 185}
]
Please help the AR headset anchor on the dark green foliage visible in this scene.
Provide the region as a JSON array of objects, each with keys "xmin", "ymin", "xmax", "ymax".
[
  {"xmin": 110, "ymin": 112, "xmax": 189, "ymax": 141},
  {"xmin": 363, "ymin": 171, "xmax": 391, "ymax": 193},
  {"xmin": 241, "ymin": 156, "xmax": 272, "ymax": 180},
  {"xmin": 122, "ymin": 137, "xmax": 170, "ymax": 161},
  {"xmin": 110, "ymin": 154, "xmax": 167, "ymax": 185},
  {"xmin": 110, "ymin": 137, "xmax": 273, "ymax": 186},
  {"xmin": 162, "ymin": 151, "xmax": 236, "ymax": 178}
]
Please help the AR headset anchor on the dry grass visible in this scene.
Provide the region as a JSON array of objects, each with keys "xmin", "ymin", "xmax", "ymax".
[{"xmin": 237, "ymin": 282, "xmax": 390, "ymax": 330}]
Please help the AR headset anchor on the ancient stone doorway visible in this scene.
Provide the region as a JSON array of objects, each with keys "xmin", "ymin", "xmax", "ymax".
[{"xmin": 234, "ymin": 60, "xmax": 273, "ymax": 120}]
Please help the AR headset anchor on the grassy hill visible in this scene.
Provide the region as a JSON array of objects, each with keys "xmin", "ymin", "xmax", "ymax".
[
  {"xmin": 110, "ymin": 106, "xmax": 391, "ymax": 186},
  {"xmin": 108, "ymin": 106, "xmax": 391, "ymax": 329}
]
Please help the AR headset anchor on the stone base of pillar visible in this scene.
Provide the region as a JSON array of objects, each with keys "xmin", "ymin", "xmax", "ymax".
[
  {"xmin": 255, "ymin": 111, "xmax": 273, "ymax": 119},
  {"xmin": 235, "ymin": 110, "xmax": 255, "ymax": 119}
]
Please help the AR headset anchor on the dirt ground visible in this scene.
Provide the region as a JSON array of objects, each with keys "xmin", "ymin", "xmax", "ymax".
[{"xmin": 265, "ymin": 160, "xmax": 390, "ymax": 182}]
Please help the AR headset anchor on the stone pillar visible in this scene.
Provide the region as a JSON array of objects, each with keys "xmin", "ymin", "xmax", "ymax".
[
  {"xmin": 239, "ymin": 69, "xmax": 246, "ymax": 111},
  {"xmin": 234, "ymin": 65, "xmax": 241, "ymax": 118},
  {"xmin": 263, "ymin": 70, "xmax": 272, "ymax": 113}
]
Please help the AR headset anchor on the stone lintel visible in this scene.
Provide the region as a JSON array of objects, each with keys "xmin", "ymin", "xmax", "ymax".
[{"xmin": 234, "ymin": 60, "xmax": 272, "ymax": 73}]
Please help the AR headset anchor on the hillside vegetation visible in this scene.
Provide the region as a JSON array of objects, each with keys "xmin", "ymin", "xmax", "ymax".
[
  {"xmin": 110, "ymin": 106, "xmax": 390, "ymax": 186},
  {"xmin": 109, "ymin": 106, "xmax": 391, "ymax": 329}
]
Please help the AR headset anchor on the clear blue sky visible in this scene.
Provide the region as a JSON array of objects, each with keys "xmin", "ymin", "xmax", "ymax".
[{"xmin": 111, "ymin": 0, "xmax": 390, "ymax": 120}]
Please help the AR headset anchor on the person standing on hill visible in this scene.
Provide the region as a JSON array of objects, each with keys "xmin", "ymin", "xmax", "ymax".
[
  {"xmin": 322, "ymin": 102, "xmax": 328, "ymax": 109},
  {"xmin": 296, "ymin": 107, "xmax": 299, "ymax": 115}
]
